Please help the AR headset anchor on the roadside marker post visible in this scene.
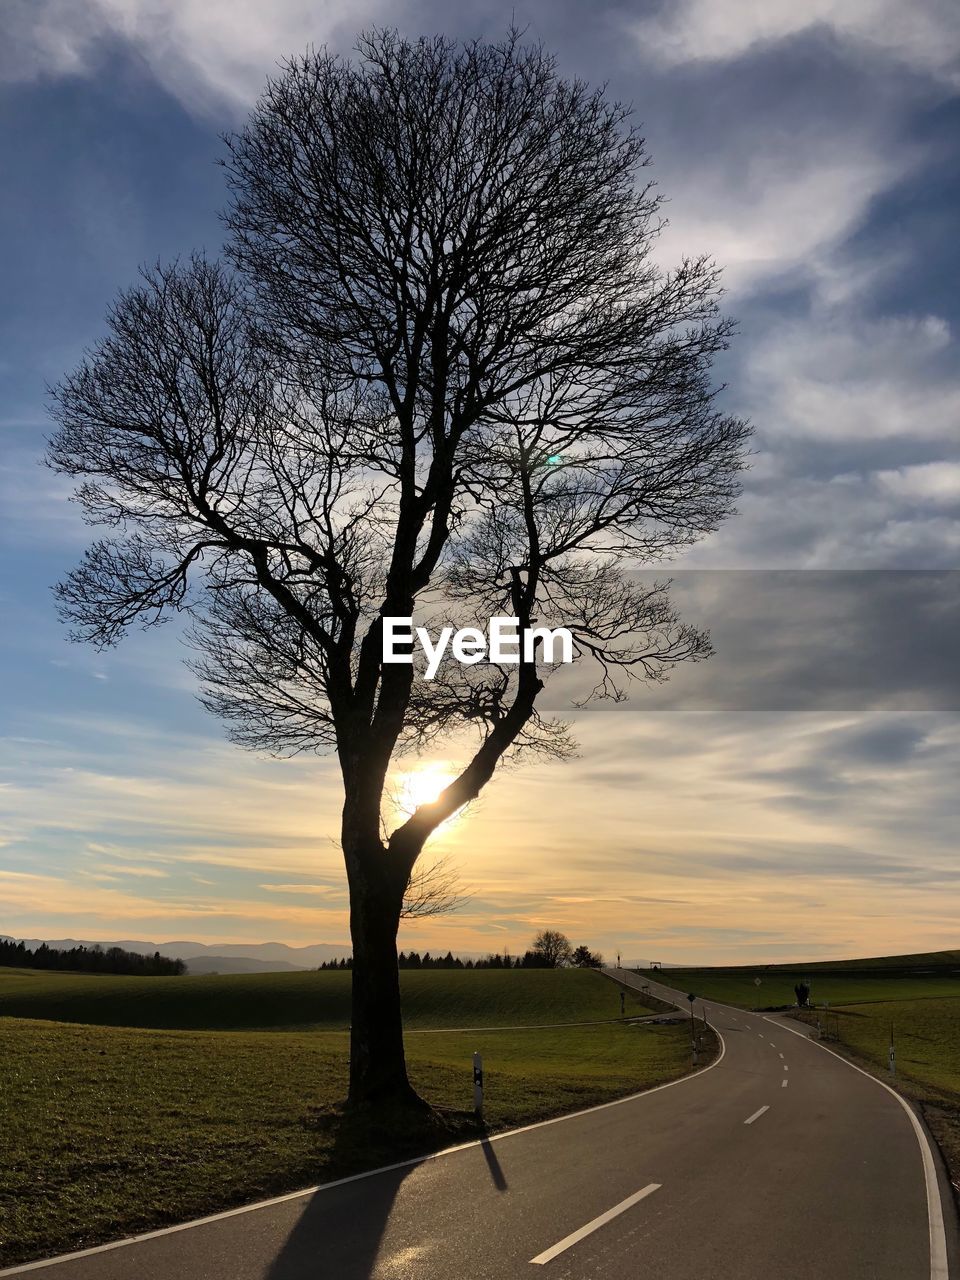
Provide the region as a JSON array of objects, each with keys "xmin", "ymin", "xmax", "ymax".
[
  {"xmin": 473, "ymin": 1051, "xmax": 484, "ymax": 1115},
  {"xmin": 687, "ymin": 993, "xmax": 698, "ymax": 1064},
  {"xmin": 889, "ymin": 1026, "xmax": 896, "ymax": 1078}
]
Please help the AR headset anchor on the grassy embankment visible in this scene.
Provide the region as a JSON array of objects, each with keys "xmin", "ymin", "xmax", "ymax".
[
  {"xmin": 0, "ymin": 967, "xmax": 708, "ymax": 1267},
  {"xmin": 646, "ymin": 964, "xmax": 960, "ymax": 1012}
]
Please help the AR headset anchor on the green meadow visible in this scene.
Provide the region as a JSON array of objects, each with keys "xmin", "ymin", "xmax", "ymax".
[
  {"xmin": 793, "ymin": 998, "xmax": 960, "ymax": 1094},
  {"xmin": 0, "ymin": 965, "xmax": 642, "ymax": 1031},
  {"xmin": 648, "ymin": 963, "xmax": 960, "ymax": 1011},
  {"xmin": 0, "ymin": 968, "xmax": 704, "ymax": 1267}
]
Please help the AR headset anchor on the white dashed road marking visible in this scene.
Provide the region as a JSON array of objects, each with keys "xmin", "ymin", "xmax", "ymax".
[{"xmin": 529, "ymin": 1184, "xmax": 662, "ymax": 1265}]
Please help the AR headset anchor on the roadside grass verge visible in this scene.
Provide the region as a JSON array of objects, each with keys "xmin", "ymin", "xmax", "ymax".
[
  {"xmin": 0, "ymin": 967, "xmax": 643, "ymax": 1032},
  {"xmin": 0, "ymin": 1014, "xmax": 711, "ymax": 1268}
]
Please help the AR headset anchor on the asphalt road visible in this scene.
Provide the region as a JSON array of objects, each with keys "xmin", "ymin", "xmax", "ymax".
[{"xmin": 4, "ymin": 971, "xmax": 955, "ymax": 1280}]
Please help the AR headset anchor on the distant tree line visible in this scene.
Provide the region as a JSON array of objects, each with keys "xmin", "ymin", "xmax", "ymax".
[
  {"xmin": 0, "ymin": 938, "xmax": 185, "ymax": 976},
  {"xmin": 317, "ymin": 931, "xmax": 602, "ymax": 972}
]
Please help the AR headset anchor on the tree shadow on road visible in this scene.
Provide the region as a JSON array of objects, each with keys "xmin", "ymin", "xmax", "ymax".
[{"xmin": 264, "ymin": 1104, "xmax": 491, "ymax": 1280}]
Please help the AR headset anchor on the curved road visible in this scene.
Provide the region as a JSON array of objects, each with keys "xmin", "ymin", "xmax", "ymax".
[{"xmin": 3, "ymin": 970, "xmax": 955, "ymax": 1279}]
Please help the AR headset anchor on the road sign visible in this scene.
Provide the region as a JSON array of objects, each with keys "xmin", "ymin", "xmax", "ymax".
[{"xmin": 687, "ymin": 992, "xmax": 696, "ymax": 1003}]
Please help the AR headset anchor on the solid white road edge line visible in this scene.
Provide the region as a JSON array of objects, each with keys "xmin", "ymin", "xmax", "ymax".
[
  {"xmin": 767, "ymin": 1016, "xmax": 949, "ymax": 1280},
  {"xmin": 529, "ymin": 1184, "xmax": 661, "ymax": 1265},
  {"xmin": 744, "ymin": 1106, "xmax": 770, "ymax": 1125},
  {"xmin": 0, "ymin": 1026, "xmax": 726, "ymax": 1277}
]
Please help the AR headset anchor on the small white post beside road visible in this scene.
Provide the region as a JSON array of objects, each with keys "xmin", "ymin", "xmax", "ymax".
[
  {"xmin": 687, "ymin": 992, "xmax": 698, "ymax": 1064},
  {"xmin": 473, "ymin": 1051, "xmax": 484, "ymax": 1115}
]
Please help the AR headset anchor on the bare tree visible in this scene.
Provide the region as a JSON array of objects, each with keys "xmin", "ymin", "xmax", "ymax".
[
  {"xmin": 47, "ymin": 30, "xmax": 750, "ymax": 1112},
  {"xmin": 532, "ymin": 930, "xmax": 574, "ymax": 969},
  {"xmin": 401, "ymin": 854, "xmax": 469, "ymax": 920}
]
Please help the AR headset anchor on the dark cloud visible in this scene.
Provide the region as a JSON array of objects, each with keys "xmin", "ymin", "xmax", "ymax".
[{"xmin": 543, "ymin": 570, "xmax": 960, "ymax": 713}]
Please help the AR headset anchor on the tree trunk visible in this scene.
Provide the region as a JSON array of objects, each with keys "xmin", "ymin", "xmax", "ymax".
[{"xmin": 346, "ymin": 851, "xmax": 425, "ymax": 1112}]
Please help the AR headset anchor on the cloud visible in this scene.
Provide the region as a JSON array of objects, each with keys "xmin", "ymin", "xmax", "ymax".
[
  {"xmin": 744, "ymin": 313, "xmax": 957, "ymax": 444},
  {"xmin": 682, "ymin": 310, "xmax": 960, "ymax": 566},
  {"xmin": 0, "ymin": 866, "xmax": 351, "ymax": 934},
  {"xmin": 1, "ymin": 0, "xmax": 396, "ymax": 113},
  {"xmin": 652, "ymin": 133, "xmax": 911, "ymax": 296},
  {"xmin": 0, "ymin": 715, "xmax": 346, "ymax": 880},
  {"xmin": 539, "ymin": 570, "xmax": 960, "ymax": 714},
  {"xmin": 259, "ymin": 882, "xmax": 339, "ymax": 895},
  {"xmin": 99, "ymin": 863, "xmax": 170, "ymax": 877},
  {"xmin": 4, "ymin": 693, "xmax": 958, "ymax": 961},
  {"xmin": 617, "ymin": 4, "xmax": 956, "ymax": 308},
  {"xmin": 0, "ymin": 445, "xmax": 87, "ymax": 550},
  {"xmin": 874, "ymin": 462, "xmax": 960, "ymax": 506},
  {"xmin": 628, "ymin": 0, "xmax": 960, "ymax": 86}
]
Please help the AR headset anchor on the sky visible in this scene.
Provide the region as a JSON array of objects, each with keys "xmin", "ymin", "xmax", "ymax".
[{"xmin": 1, "ymin": 0, "xmax": 958, "ymax": 965}]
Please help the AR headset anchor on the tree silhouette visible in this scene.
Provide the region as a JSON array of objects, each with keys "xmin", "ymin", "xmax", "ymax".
[
  {"xmin": 47, "ymin": 29, "xmax": 750, "ymax": 1112},
  {"xmin": 400, "ymin": 853, "xmax": 469, "ymax": 919},
  {"xmin": 532, "ymin": 930, "xmax": 574, "ymax": 968}
]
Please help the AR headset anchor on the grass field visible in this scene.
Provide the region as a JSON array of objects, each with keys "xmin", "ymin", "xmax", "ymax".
[
  {"xmin": 0, "ymin": 965, "xmax": 645, "ymax": 1031},
  {"xmin": 0, "ymin": 968, "xmax": 705, "ymax": 1267},
  {"xmin": 647, "ymin": 967, "xmax": 960, "ymax": 1010},
  {"xmin": 794, "ymin": 950, "xmax": 960, "ymax": 971},
  {"xmin": 793, "ymin": 998, "xmax": 960, "ymax": 1095}
]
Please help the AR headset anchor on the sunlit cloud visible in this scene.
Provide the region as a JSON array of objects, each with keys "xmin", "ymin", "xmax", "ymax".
[
  {"xmin": 259, "ymin": 883, "xmax": 339, "ymax": 896},
  {"xmin": 628, "ymin": 0, "xmax": 960, "ymax": 85},
  {"xmin": 1, "ymin": 0, "xmax": 397, "ymax": 113},
  {"xmin": 652, "ymin": 136, "xmax": 910, "ymax": 296}
]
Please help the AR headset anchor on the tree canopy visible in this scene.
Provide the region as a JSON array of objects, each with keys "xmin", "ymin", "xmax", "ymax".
[{"xmin": 47, "ymin": 29, "xmax": 750, "ymax": 1107}]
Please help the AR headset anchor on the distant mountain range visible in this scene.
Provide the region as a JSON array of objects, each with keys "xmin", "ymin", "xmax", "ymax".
[{"xmin": 1, "ymin": 936, "xmax": 352, "ymax": 975}]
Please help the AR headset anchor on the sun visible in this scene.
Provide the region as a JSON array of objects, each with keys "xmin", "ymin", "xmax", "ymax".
[{"xmin": 395, "ymin": 762, "xmax": 459, "ymax": 816}]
